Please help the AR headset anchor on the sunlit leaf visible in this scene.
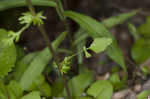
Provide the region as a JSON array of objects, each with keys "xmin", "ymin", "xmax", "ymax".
[
  {"xmin": 88, "ymin": 38, "xmax": 112, "ymax": 53},
  {"xmin": 64, "ymin": 72, "xmax": 93, "ymax": 97},
  {"xmin": 87, "ymin": 80, "xmax": 113, "ymax": 99},
  {"xmin": 0, "ymin": 38, "xmax": 16, "ymax": 78}
]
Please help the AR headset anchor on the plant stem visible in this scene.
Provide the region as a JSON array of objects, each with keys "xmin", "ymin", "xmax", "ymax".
[
  {"xmin": 55, "ymin": 0, "xmax": 73, "ymax": 44},
  {"xmin": 25, "ymin": 0, "xmax": 71, "ymax": 99}
]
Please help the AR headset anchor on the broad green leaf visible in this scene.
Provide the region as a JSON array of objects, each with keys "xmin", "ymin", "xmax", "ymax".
[
  {"xmin": 52, "ymin": 81, "xmax": 64, "ymax": 97},
  {"xmin": 64, "ymin": 11, "xmax": 126, "ymax": 71},
  {"xmin": 7, "ymin": 81, "xmax": 23, "ymax": 98},
  {"xmin": 0, "ymin": 39, "xmax": 16, "ymax": 78},
  {"xmin": 131, "ymin": 38, "xmax": 150, "ymax": 64},
  {"xmin": 137, "ymin": 90, "xmax": 150, "ymax": 99},
  {"xmin": 19, "ymin": 31, "xmax": 67, "ymax": 90},
  {"xmin": 38, "ymin": 81, "xmax": 51, "ymax": 97},
  {"xmin": 0, "ymin": 80, "xmax": 7, "ymax": 99},
  {"xmin": 138, "ymin": 16, "xmax": 150, "ymax": 37},
  {"xmin": 102, "ymin": 10, "xmax": 139, "ymax": 28},
  {"xmin": 28, "ymin": 75, "xmax": 45, "ymax": 91},
  {"xmin": 21, "ymin": 91, "xmax": 41, "ymax": 99},
  {"xmin": 0, "ymin": 0, "xmax": 56, "ymax": 11},
  {"xmin": 64, "ymin": 72, "xmax": 93, "ymax": 97},
  {"xmin": 0, "ymin": 29, "xmax": 9, "ymax": 40},
  {"xmin": 88, "ymin": 37, "xmax": 112, "ymax": 53},
  {"xmin": 87, "ymin": 80, "xmax": 113, "ymax": 99},
  {"xmin": 109, "ymin": 73, "xmax": 124, "ymax": 90},
  {"xmin": 27, "ymin": 75, "xmax": 51, "ymax": 97},
  {"xmin": 19, "ymin": 48, "xmax": 51, "ymax": 90},
  {"xmin": 109, "ymin": 73, "xmax": 120, "ymax": 84},
  {"xmin": 13, "ymin": 52, "xmax": 39, "ymax": 81},
  {"xmin": 0, "ymin": 80, "xmax": 22, "ymax": 99}
]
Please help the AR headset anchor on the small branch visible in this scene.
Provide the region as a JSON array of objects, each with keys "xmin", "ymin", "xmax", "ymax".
[{"xmin": 25, "ymin": 0, "xmax": 71, "ymax": 99}]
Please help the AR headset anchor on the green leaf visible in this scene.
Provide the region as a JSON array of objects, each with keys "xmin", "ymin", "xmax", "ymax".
[
  {"xmin": 21, "ymin": 91, "xmax": 41, "ymax": 99},
  {"xmin": 0, "ymin": 29, "xmax": 9, "ymax": 40},
  {"xmin": 19, "ymin": 48, "xmax": 51, "ymax": 90},
  {"xmin": 74, "ymin": 29, "xmax": 88, "ymax": 64},
  {"xmin": 138, "ymin": 16, "xmax": 150, "ymax": 37},
  {"xmin": 128, "ymin": 23, "xmax": 140, "ymax": 41},
  {"xmin": 64, "ymin": 72, "xmax": 93, "ymax": 97},
  {"xmin": 38, "ymin": 81, "xmax": 51, "ymax": 97},
  {"xmin": 87, "ymin": 80, "xmax": 113, "ymax": 99},
  {"xmin": 109, "ymin": 73, "xmax": 124, "ymax": 90},
  {"xmin": 7, "ymin": 80, "xmax": 23, "ymax": 98},
  {"xmin": 13, "ymin": 52, "xmax": 39, "ymax": 81},
  {"xmin": 0, "ymin": 0, "xmax": 56, "ymax": 11},
  {"xmin": 131, "ymin": 38, "xmax": 150, "ymax": 64},
  {"xmin": 0, "ymin": 80, "xmax": 22, "ymax": 99},
  {"xmin": 52, "ymin": 31, "xmax": 67, "ymax": 50},
  {"xmin": 102, "ymin": 10, "xmax": 139, "ymax": 28},
  {"xmin": 27, "ymin": 75, "xmax": 51, "ymax": 97},
  {"xmin": 141, "ymin": 66, "xmax": 149, "ymax": 75},
  {"xmin": 15, "ymin": 45, "xmax": 25, "ymax": 60},
  {"xmin": 19, "ymin": 31, "xmax": 67, "ymax": 90},
  {"xmin": 64, "ymin": 11, "xmax": 126, "ymax": 71},
  {"xmin": 0, "ymin": 39, "xmax": 16, "ymax": 78},
  {"xmin": 137, "ymin": 90, "xmax": 150, "ymax": 99},
  {"xmin": 88, "ymin": 37, "xmax": 112, "ymax": 53},
  {"xmin": 27, "ymin": 75, "xmax": 45, "ymax": 91},
  {"xmin": 52, "ymin": 81, "xmax": 64, "ymax": 97},
  {"xmin": 73, "ymin": 29, "xmax": 89, "ymax": 45},
  {"xmin": 109, "ymin": 73, "xmax": 120, "ymax": 84},
  {"xmin": 0, "ymin": 80, "xmax": 7, "ymax": 99}
]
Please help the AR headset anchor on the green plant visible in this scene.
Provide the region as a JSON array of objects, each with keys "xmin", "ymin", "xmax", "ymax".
[
  {"xmin": 0, "ymin": 0, "xmax": 139, "ymax": 99},
  {"xmin": 128, "ymin": 16, "xmax": 150, "ymax": 75}
]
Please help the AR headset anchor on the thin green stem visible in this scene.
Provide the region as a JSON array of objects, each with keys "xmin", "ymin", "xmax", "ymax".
[
  {"xmin": 25, "ymin": 0, "xmax": 71, "ymax": 99},
  {"xmin": 18, "ymin": 23, "xmax": 30, "ymax": 35},
  {"xmin": 55, "ymin": 0, "xmax": 73, "ymax": 44}
]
